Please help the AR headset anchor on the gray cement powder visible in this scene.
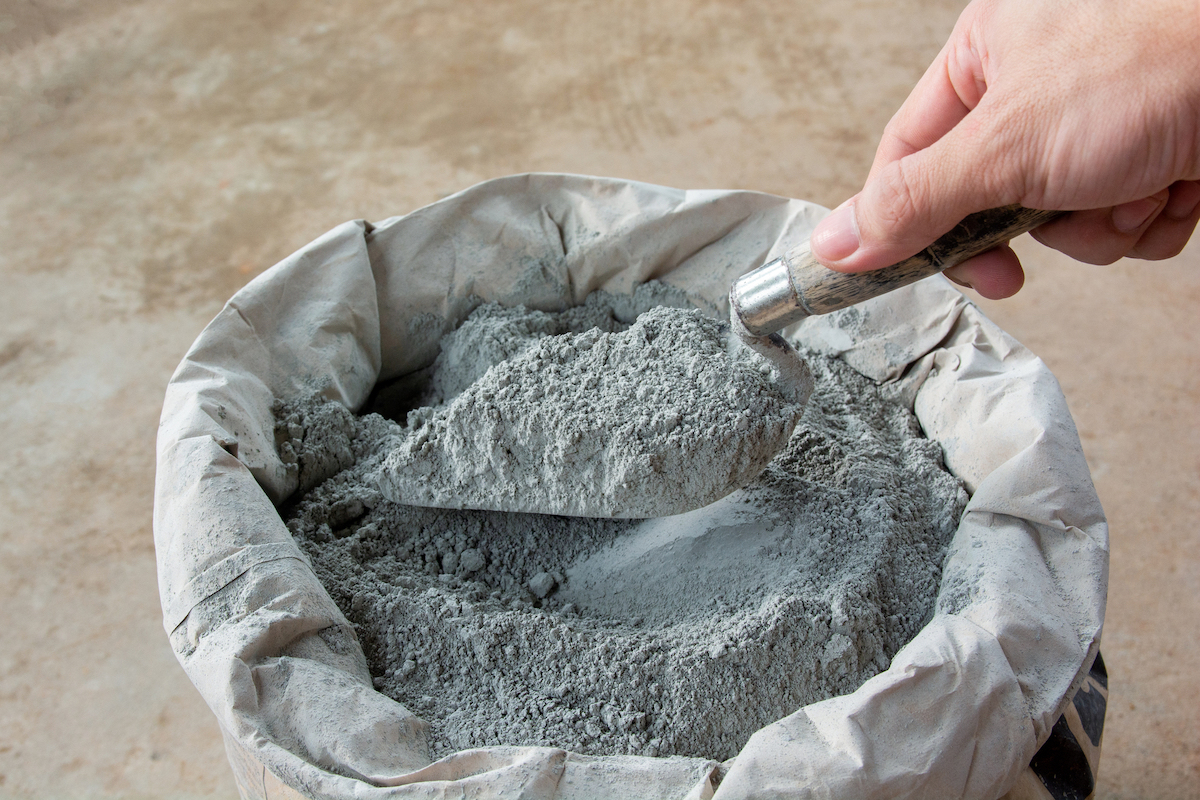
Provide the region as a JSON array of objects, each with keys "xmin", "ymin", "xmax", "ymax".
[
  {"xmin": 378, "ymin": 305, "xmax": 810, "ymax": 518},
  {"xmin": 276, "ymin": 293, "xmax": 967, "ymax": 762}
]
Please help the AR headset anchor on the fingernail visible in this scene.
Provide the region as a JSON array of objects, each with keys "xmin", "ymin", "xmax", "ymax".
[
  {"xmin": 945, "ymin": 271, "xmax": 973, "ymax": 290},
  {"xmin": 812, "ymin": 200, "xmax": 860, "ymax": 262},
  {"xmin": 1111, "ymin": 197, "xmax": 1160, "ymax": 233}
]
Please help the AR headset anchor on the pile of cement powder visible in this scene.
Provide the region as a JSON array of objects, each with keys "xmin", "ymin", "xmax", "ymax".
[
  {"xmin": 277, "ymin": 294, "xmax": 968, "ymax": 762},
  {"xmin": 378, "ymin": 305, "xmax": 810, "ymax": 518}
]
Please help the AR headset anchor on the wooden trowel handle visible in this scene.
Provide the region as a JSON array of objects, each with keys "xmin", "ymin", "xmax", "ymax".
[{"xmin": 786, "ymin": 205, "xmax": 1064, "ymax": 315}]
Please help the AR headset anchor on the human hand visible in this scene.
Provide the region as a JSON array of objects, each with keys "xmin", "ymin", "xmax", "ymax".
[{"xmin": 809, "ymin": 0, "xmax": 1200, "ymax": 299}]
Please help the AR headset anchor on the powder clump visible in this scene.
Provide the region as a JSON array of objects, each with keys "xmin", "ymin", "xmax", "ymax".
[
  {"xmin": 278, "ymin": 291, "xmax": 968, "ymax": 762},
  {"xmin": 378, "ymin": 305, "xmax": 809, "ymax": 518}
]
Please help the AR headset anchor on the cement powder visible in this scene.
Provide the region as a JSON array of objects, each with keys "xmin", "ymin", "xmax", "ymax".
[
  {"xmin": 378, "ymin": 305, "xmax": 810, "ymax": 518},
  {"xmin": 276, "ymin": 292, "xmax": 968, "ymax": 762}
]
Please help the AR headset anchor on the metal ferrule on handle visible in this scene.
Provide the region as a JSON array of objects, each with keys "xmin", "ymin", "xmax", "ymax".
[
  {"xmin": 730, "ymin": 205, "xmax": 1064, "ymax": 337},
  {"xmin": 728, "ymin": 255, "xmax": 813, "ymax": 336}
]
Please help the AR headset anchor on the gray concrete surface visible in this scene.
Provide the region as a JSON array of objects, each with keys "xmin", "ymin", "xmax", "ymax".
[{"xmin": 0, "ymin": 1, "xmax": 1195, "ymax": 797}]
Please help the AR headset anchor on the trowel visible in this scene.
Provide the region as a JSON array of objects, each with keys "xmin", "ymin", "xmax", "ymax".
[
  {"xmin": 380, "ymin": 205, "xmax": 1060, "ymax": 519},
  {"xmin": 729, "ymin": 204, "xmax": 1061, "ymax": 336},
  {"xmin": 377, "ymin": 309, "xmax": 814, "ymax": 520}
]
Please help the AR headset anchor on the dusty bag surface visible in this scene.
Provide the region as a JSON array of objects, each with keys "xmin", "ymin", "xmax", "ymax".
[{"xmin": 153, "ymin": 173, "xmax": 1107, "ymax": 799}]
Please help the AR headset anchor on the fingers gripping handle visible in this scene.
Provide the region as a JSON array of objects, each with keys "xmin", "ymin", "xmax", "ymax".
[
  {"xmin": 731, "ymin": 205, "xmax": 1064, "ymax": 336},
  {"xmin": 790, "ymin": 205, "xmax": 1063, "ymax": 313}
]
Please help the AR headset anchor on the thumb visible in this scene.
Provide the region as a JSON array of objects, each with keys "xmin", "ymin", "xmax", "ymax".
[{"xmin": 811, "ymin": 116, "xmax": 1006, "ymax": 273}]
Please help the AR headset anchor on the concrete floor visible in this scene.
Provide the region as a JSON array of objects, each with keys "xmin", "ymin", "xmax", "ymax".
[{"xmin": 0, "ymin": 1, "xmax": 1195, "ymax": 797}]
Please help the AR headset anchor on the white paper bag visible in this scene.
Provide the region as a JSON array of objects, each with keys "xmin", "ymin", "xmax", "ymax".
[{"xmin": 154, "ymin": 174, "xmax": 1106, "ymax": 800}]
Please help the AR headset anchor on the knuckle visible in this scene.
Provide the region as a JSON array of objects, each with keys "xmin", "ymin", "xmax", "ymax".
[
  {"xmin": 1130, "ymin": 215, "xmax": 1199, "ymax": 260},
  {"xmin": 871, "ymin": 162, "xmax": 925, "ymax": 237},
  {"xmin": 1131, "ymin": 235, "xmax": 1188, "ymax": 261}
]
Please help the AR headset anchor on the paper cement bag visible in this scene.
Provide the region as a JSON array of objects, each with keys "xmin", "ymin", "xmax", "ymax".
[{"xmin": 153, "ymin": 174, "xmax": 1107, "ymax": 800}]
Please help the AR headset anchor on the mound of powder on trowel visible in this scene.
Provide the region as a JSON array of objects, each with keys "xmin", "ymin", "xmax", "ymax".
[
  {"xmin": 276, "ymin": 292, "xmax": 968, "ymax": 762},
  {"xmin": 379, "ymin": 305, "xmax": 809, "ymax": 518}
]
